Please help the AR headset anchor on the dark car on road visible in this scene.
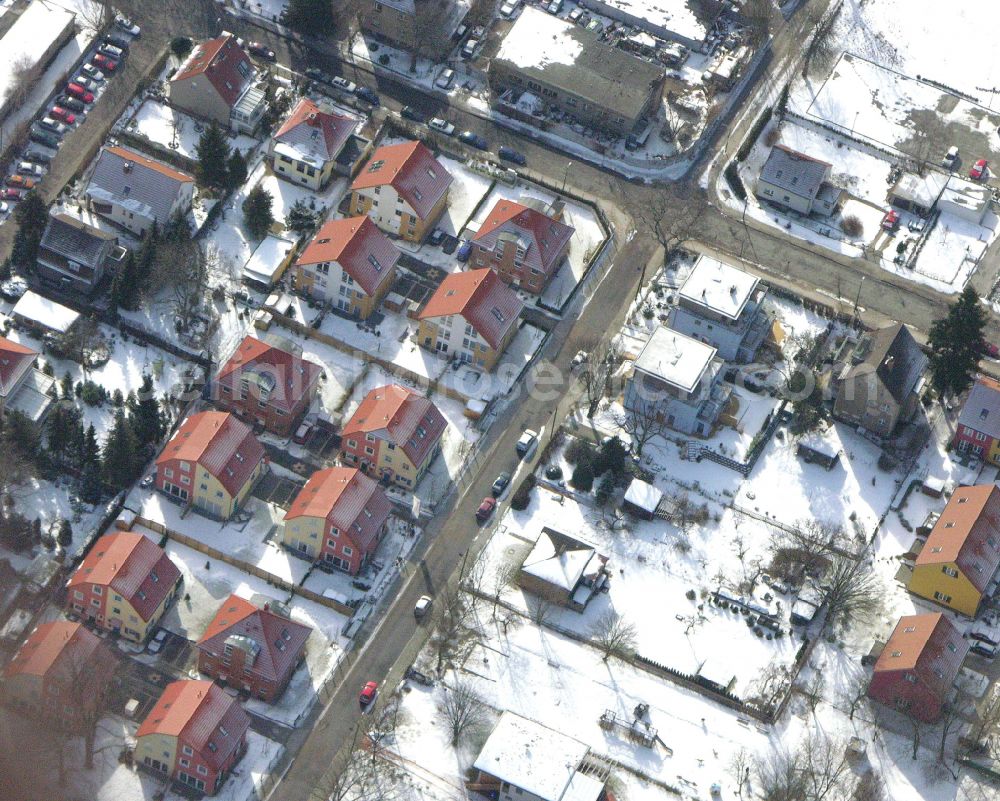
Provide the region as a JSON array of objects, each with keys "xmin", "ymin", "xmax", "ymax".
[
  {"xmin": 58, "ymin": 95, "xmax": 86, "ymax": 114},
  {"xmin": 400, "ymin": 105, "xmax": 424, "ymax": 123},
  {"xmin": 491, "ymin": 472, "xmax": 511, "ymax": 497},
  {"xmin": 459, "ymin": 130, "xmax": 488, "ymax": 150},
  {"xmin": 355, "ymin": 86, "xmax": 380, "ymax": 106},
  {"xmin": 248, "ymin": 42, "xmax": 276, "ymax": 61},
  {"xmin": 29, "ymin": 127, "xmax": 59, "ymax": 149},
  {"xmin": 498, "ymin": 146, "xmax": 526, "ymax": 165}
]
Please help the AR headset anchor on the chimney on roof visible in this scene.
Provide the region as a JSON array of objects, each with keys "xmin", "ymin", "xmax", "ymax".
[
  {"xmin": 123, "ymin": 162, "xmax": 132, "ymax": 174},
  {"xmin": 307, "ymin": 112, "xmax": 319, "ymax": 126}
]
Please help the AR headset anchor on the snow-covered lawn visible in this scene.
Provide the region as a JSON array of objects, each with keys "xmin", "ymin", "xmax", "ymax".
[{"xmin": 129, "ymin": 100, "xmax": 258, "ymax": 162}]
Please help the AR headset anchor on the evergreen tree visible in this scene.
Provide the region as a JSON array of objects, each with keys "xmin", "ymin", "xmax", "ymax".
[
  {"xmin": 78, "ymin": 463, "xmax": 102, "ymax": 504},
  {"xmin": 226, "ymin": 149, "xmax": 248, "ymax": 191},
  {"xmin": 928, "ymin": 286, "xmax": 988, "ymax": 398},
  {"xmin": 57, "ymin": 518, "xmax": 73, "ymax": 547},
  {"xmin": 110, "ymin": 250, "xmax": 141, "ymax": 310},
  {"xmin": 128, "ymin": 374, "xmax": 164, "ymax": 449},
  {"xmin": 242, "ymin": 185, "xmax": 274, "ymax": 240},
  {"xmin": 11, "ymin": 191, "xmax": 48, "ymax": 268},
  {"xmin": 134, "ymin": 222, "xmax": 159, "ymax": 289},
  {"xmin": 101, "ymin": 410, "xmax": 141, "ymax": 491},
  {"xmin": 196, "ymin": 122, "xmax": 231, "ymax": 188},
  {"xmin": 571, "ymin": 460, "xmax": 595, "ymax": 492},
  {"xmin": 286, "ymin": 199, "xmax": 318, "ymax": 236},
  {"xmin": 46, "ymin": 404, "xmax": 82, "ymax": 466},
  {"xmin": 282, "ymin": 0, "xmax": 333, "ymax": 32},
  {"xmin": 112, "ymin": 388, "xmax": 125, "ymax": 408},
  {"xmin": 60, "ymin": 371, "xmax": 74, "ymax": 399},
  {"xmin": 80, "ymin": 423, "xmax": 100, "ymax": 466}
]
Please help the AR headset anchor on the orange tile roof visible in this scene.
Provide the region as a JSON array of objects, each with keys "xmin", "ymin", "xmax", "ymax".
[
  {"xmin": 342, "ymin": 384, "xmax": 447, "ymax": 467},
  {"xmin": 350, "ymin": 141, "xmax": 452, "ymax": 220},
  {"xmin": 916, "ymin": 484, "xmax": 1000, "ymax": 593},
  {"xmin": 216, "ymin": 336, "xmax": 322, "ymax": 414},
  {"xmin": 418, "ymin": 268, "xmax": 523, "ymax": 350},
  {"xmin": 171, "ymin": 34, "xmax": 254, "ymax": 108},
  {"xmin": 296, "ymin": 216, "xmax": 400, "ymax": 296},
  {"xmin": 285, "ymin": 467, "xmax": 393, "ymax": 552},
  {"xmin": 273, "ymin": 97, "xmax": 355, "ymax": 162},
  {"xmin": 873, "ymin": 613, "xmax": 968, "ymax": 696},
  {"xmin": 0, "ymin": 335, "xmax": 37, "ymax": 396},
  {"xmin": 472, "ymin": 199, "xmax": 574, "ymax": 279},
  {"xmin": 105, "ymin": 146, "xmax": 195, "ymax": 185},
  {"xmin": 3, "ymin": 621, "xmax": 102, "ymax": 680},
  {"xmin": 874, "ymin": 613, "xmax": 942, "ymax": 672}
]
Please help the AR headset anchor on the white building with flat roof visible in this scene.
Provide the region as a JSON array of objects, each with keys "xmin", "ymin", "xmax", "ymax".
[
  {"xmin": 669, "ymin": 254, "xmax": 770, "ymax": 363},
  {"xmin": 576, "ymin": 0, "xmax": 720, "ymax": 49}
]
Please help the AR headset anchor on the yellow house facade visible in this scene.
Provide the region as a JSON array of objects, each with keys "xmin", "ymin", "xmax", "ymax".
[
  {"xmin": 135, "ymin": 731, "xmax": 178, "ymax": 775},
  {"xmin": 908, "ymin": 560, "xmax": 983, "ymax": 617},
  {"xmin": 416, "ymin": 316, "xmax": 506, "ymax": 371},
  {"xmin": 349, "ymin": 189, "xmax": 448, "ymax": 244},
  {"xmin": 282, "ymin": 514, "xmax": 325, "ymax": 558}
]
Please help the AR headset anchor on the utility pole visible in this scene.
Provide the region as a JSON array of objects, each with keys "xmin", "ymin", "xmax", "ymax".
[{"xmin": 852, "ymin": 274, "xmax": 866, "ymax": 329}]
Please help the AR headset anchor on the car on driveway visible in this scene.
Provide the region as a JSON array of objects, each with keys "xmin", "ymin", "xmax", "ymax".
[
  {"xmin": 25, "ymin": 150, "xmax": 52, "ymax": 166},
  {"xmin": 491, "ymin": 472, "xmax": 511, "ymax": 497},
  {"xmin": 81, "ymin": 64, "xmax": 105, "ymax": 82},
  {"xmin": 104, "ymin": 33, "xmax": 132, "ymax": 51},
  {"xmin": 248, "ymin": 42, "xmax": 276, "ymax": 61},
  {"xmin": 970, "ymin": 158, "xmax": 989, "ymax": 180},
  {"xmin": 414, "ymin": 595, "xmax": 433, "ymax": 620},
  {"xmin": 972, "ymin": 642, "xmax": 998, "ymax": 659},
  {"xmin": 476, "ymin": 496, "xmax": 497, "ymax": 523},
  {"xmin": 969, "ymin": 626, "xmax": 1000, "ymax": 646},
  {"xmin": 359, "ymin": 681, "xmax": 379, "ymax": 707},
  {"xmin": 457, "ymin": 239, "xmax": 472, "ymax": 261},
  {"xmin": 1, "ymin": 188, "xmax": 21, "ymax": 202},
  {"xmin": 516, "ymin": 429, "xmax": 538, "ymax": 459},
  {"xmin": 331, "ymin": 75, "xmax": 356, "ymax": 93},
  {"xmin": 500, "ymin": 0, "xmax": 520, "ymax": 17},
  {"xmin": 547, "ymin": 0, "xmax": 563, "ymax": 12},
  {"xmin": 428, "ymin": 117, "xmax": 455, "ymax": 136},
  {"xmin": 6, "ymin": 175, "xmax": 34, "ymax": 190},
  {"xmin": 147, "ymin": 629, "xmax": 169, "ymax": 654},
  {"xmin": 115, "ymin": 15, "xmax": 141, "ymax": 36},
  {"xmin": 94, "ymin": 53, "xmax": 118, "ymax": 72},
  {"xmin": 66, "ymin": 83, "xmax": 94, "ymax": 103},
  {"xmin": 435, "ymin": 68, "xmax": 455, "ymax": 89},
  {"xmin": 400, "ymin": 105, "xmax": 425, "ymax": 123},
  {"xmin": 880, "ymin": 210, "xmax": 900, "ymax": 231},
  {"xmin": 50, "ymin": 106, "xmax": 75, "ymax": 125},
  {"xmin": 98, "ymin": 43, "xmax": 125, "ymax": 60},
  {"xmin": 461, "ymin": 38, "xmax": 480, "ymax": 58},
  {"xmin": 74, "ymin": 75, "xmax": 98, "ymax": 92},
  {"xmin": 355, "ymin": 86, "xmax": 380, "ymax": 106},
  {"xmin": 458, "ymin": 130, "xmax": 488, "ymax": 150},
  {"xmin": 498, "ymin": 146, "xmax": 526, "ymax": 165}
]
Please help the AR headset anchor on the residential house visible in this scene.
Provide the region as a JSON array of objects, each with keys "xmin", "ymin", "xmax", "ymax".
[
  {"xmin": 213, "ymin": 336, "xmax": 322, "ymax": 437},
  {"xmin": 833, "ymin": 323, "xmax": 927, "ymax": 439},
  {"xmin": 908, "ymin": 484, "xmax": 1000, "ymax": 617},
  {"xmin": 282, "ymin": 466, "xmax": 393, "ymax": 573},
  {"xmin": 340, "ymin": 384, "xmax": 447, "ymax": 489},
  {"xmin": 417, "ymin": 268, "xmax": 523, "ymax": 370},
  {"xmin": 36, "ymin": 213, "xmax": 124, "ymax": 295},
  {"xmin": 1, "ymin": 621, "xmax": 117, "ymax": 729},
  {"xmin": 155, "ymin": 411, "xmax": 268, "ymax": 519},
  {"xmin": 85, "ymin": 146, "xmax": 195, "ymax": 236},
  {"xmin": 624, "ymin": 325, "xmax": 731, "ymax": 437},
  {"xmin": 359, "ymin": 0, "xmax": 465, "ymax": 59},
  {"xmin": 489, "ymin": 8, "xmax": 665, "ymax": 138},
  {"xmin": 953, "ymin": 376, "xmax": 1000, "ymax": 464},
  {"xmin": 0, "ymin": 336, "xmax": 54, "ymax": 424},
  {"xmin": 11, "ymin": 290, "xmax": 80, "ymax": 339},
  {"xmin": 755, "ymin": 145, "xmax": 844, "ymax": 216},
  {"xmin": 65, "ymin": 531, "xmax": 182, "ymax": 643},
  {"xmin": 168, "ymin": 33, "xmax": 268, "ymax": 134},
  {"xmin": 668, "ymin": 254, "xmax": 770, "ymax": 363},
  {"xmin": 135, "ymin": 679, "xmax": 250, "ymax": 795},
  {"xmin": 888, "ymin": 171, "xmax": 950, "ymax": 218},
  {"xmin": 196, "ymin": 594, "xmax": 311, "ymax": 703},
  {"xmin": 867, "ymin": 613, "xmax": 969, "ymax": 722},
  {"xmin": 349, "ymin": 141, "xmax": 452, "ymax": 243},
  {"xmin": 518, "ymin": 527, "xmax": 609, "ymax": 611},
  {"xmin": 470, "ymin": 198, "xmax": 575, "ymax": 294},
  {"xmin": 269, "ymin": 98, "xmax": 357, "ymax": 190},
  {"xmin": 294, "ymin": 216, "xmax": 400, "ymax": 319},
  {"xmin": 472, "ymin": 711, "xmax": 610, "ymax": 801}
]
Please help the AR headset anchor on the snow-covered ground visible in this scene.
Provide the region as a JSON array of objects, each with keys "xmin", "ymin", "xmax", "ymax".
[{"xmin": 129, "ymin": 100, "xmax": 258, "ymax": 162}]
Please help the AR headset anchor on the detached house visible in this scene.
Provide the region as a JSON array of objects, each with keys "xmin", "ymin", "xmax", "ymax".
[
  {"xmin": 168, "ymin": 33, "xmax": 268, "ymax": 134},
  {"xmin": 0, "ymin": 335, "xmax": 54, "ymax": 424},
  {"xmin": 85, "ymin": 146, "xmax": 195, "ymax": 236},
  {"xmin": 341, "ymin": 384, "xmax": 447, "ymax": 489},
  {"xmin": 270, "ymin": 98, "xmax": 357, "ymax": 190},
  {"xmin": 909, "ymin": 484, "xmax": 1000, "ymax": 617},
  {"xmin": 155, "ymin": 411, "xmax": 268, "ymax": 520},
  {"xmin": 470, "ymin": 198, "xmax": 574, "ymax": 294},
  {"xmin": 135, "ymin": 679, "xmax": 250, "ymax": 795},
  {"xmin": 417, "ymin": 268, "xmax": 524, "ymax": 370},
  {"xmin": 756, "ymin": 145, "xmax": 843, "ymax": 217},
  {"xmin": 624, "ymin": 325, "xmax": 731, "ymax": 437},
  {"xmin": 867, "ymin": 613, "xmax": 968, "ymax": 722},
  {"xmin": 294, "ymin": 216, "xmax": 400, "ymax": 319},
  {"xmin": 833, "ymin": 323, "xmax": 927, "ymax": 439},
  {"xmin": 196, "ymin": 594, "xmax": 311, "ymax": 703},
  {"xmin": 668, "ymin": 254, "xmax": 770, "ymax": 363},
  {"xmin": 349, "ymin": 141, "xmax": 452, "ymax": 243},
  {"xmin": 518, "ymin": 527, "xmax": 609, "ymax": 611},
  {"xmin": 66, "ymin": 531, "xmax": 182, "ymax": 643},
  {"xmin": 283, "ymin": 467, "xmax": 393, "ymax": 573},
  {"xmin": 213, "ymin": 336, "xmax": 322, "ymax": 437},
  {"xmin": 36, "ymin": 213, "xmax": 124, "ymax": 295},
  {"xmin": 953, "ymin": 376, "xmax": 1000, "ymax": 464},
  {"xmin": 1, "ymin": 621, "xmax": 117, "ymax": 729}
]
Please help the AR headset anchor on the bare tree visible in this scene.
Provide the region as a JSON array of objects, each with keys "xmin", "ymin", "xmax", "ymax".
[
  {"xmin": 839, "ymin": 669, "xmax": 872, "ymax": 722},
  {"xmin": 441, "ymin": 680, "xmax": 486, "ymax": 746},
  {"xmin": 614, "ymin": 397, "xmax": 668, "ymax": 457},
  {"xmin": 618, "ymin": 183, "xmax": 700, "ymax": 268},
  {"xmin": 410, "ymin": 0, "xmax": 453, "ymax": 71},
  {"xmin": 431, "ymin": 586, "xmax": 477, "ymax": 676},
  {"xmin": 767, "ymin": 519, "xmax": 841, "ymax": 584},
  {"xmin": 937, "ymin": 700, "xmax": 967, "ymax": 765},
  {"xmin": 823, "ymin": 557, "xmax": 885, "ymax": 633},
  {"xmin": 745, "ymin": 663, "xmax": 789, "ymax": 711},
  {"xmin": 667, "ymin": 492, "xmax": 709, "ymax": 538},
  {"xmin": 590, "ymin": 610, "xmax": 638, "ymax": 662},
  {"xmin": 317, "ymin": 722, "xmax": 381, "ymax": 801},
  {"xmin": 75, "ymin": 0, "xmax": 113, "ymax": 35},
  {"xmin": 970, "ymin": 688, "xmax": 1000, "ymax": 753},
  {"xmin": 7, "ymin": 55, "xmax": 39, "ymax": 113},
  {"xmin": 800, "ymin": 1, "xmax": 841, "ymax": 79},
  {"xmin": 527, "ymin": 596, "xmax": 554, "ymax": 627},
  {"xmin": 580, "ymin": 340, "xmax": 623, "ymax": 417},
  {"xmin": 754, "ymin": 731, "xmax": 856, "ymax": 801},
  {"xmin": 492, "ymin": 562, "xmax": 519, "ymax": 620},
  {"xmin": 852, "ymin": 770, "xmax": 885, "ymax": 801},
  {"xmin": 728, "ymin": 748, "xmax": 752, "ymax": 800}
]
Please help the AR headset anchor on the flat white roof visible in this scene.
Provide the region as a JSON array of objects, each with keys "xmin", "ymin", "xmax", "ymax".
[
  {"xmin": 587, "ymin": 0, "xmax": 709, "ymax": 42},
  {"xmin": 941, "ymin": 175, "xmax": 990, "ymax": 210},
  {"xmin": 474, "ymin": 712, "xmax": 598, "ymax": 801},
  {"xmin": 243, "ymin": 234, "xmax": 295, "ymax": 285},
  {"xmin": 679, "ymin": 254, "xmax": 759, "ymax": 322},
  {"xmin": 624, "ymin": 477, "xmax": 662, "ymax": 514},
  {"xmin": 495, "ymin": 8, "xmax": 584, "ymax": 71},
  {"xmin": 892, "ymin": 171, "xmax": 948, "ymax": 207},
  {"xmin": 633, "ymin": 326, "xmax": 716, "ymax": 393},
  {"xmin": 12, "ymin": 290, "xmax": 79, "ymax": 334},
  {"xmin": 0, "ymin": 3, "xmax": 75, "ymax": 110}
]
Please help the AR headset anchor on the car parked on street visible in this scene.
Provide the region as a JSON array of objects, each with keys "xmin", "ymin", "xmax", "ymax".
[
  {"xmin": 942, "ymin": 146, "xmax": 959, "ymax": 168},
  {"xmin": 435, "ymin": 68, "xmax": 454, "ymax": 89},
  {"xmin": 400, "ymin": 105, "xmax": 425, "ymax": 123},
  {"xmin": 38, "ymin": 117, "xmax": 67, "ymax": 136},
  {"xmin": 414, "ymin": 595, "xmax": 432, "ymax": 620},
  {"xmin": 516, "ymin": 429, "xmax": 538, "ymax": 459},
  {"xmin": 428, "ymin": 117, "xmax": 455, "ymax": 136},
  {"xmin": 17, "ymin": 162, "xmax": 42, "ymax": 177},
  {"xmin": 547, "ymin": 0, "xmax": 563, "ymax": 12},
  {"xmin": 25, "ymin": 150, "xmax": 52, "ymax": 166},
  {"xmin": 355, "ymin": 86, "xmax": 380, "ymax": 106},
  {"xmin": 6, "ymin": 175, "xmax": 34, "ymax": 190},
  {"xmin": 359, "ymin": 681, "xmax": 378, "ymax": 707},
  {"xmin": 491, "ymin": 472, "xmax": 511, "ymax": 497},
  {"xmin": 972, "ymin": 642, "xmax": 998, "ymax": 659},
  {"xmin": 81, "ymin": 64, "xmax": 104, "ymax": 82},
  {"xmin": 461, "ymin": 37, "xmax": 480, "ymax": 58},
  {"xmin": 50, "ymin": 106, "xmax": 75, "ymax": 125},
  {"xmin": 476, "ymin": 496, "xmax": 497, "ymax": 523},
  {"xmin": 458, "ymin": 130, "xmax": 488, "ymax": 150},
  {"xmin": 29, "ymin": 127, "xmax": 59, "ymax": 148},
  {"xmin": 331, "ymin": 75, "xmax": 356, "ymax": 93},
  {"xmin": 93, "ymin": 53, "xmax": 118, "ymax": 72},
  {"xmin": 66, "ymin": 83, "xmax": 94, "ymax": 103},
  {"xmin": 498, "ymin": 146, "xmax": 526, "ymax": 165},
  {"xmin": 500, "ymin": 0, "xmax": 520, "ymax": 17},
  {"xmin": 248, "ymin": 42, "xmax": 276, "ymax": 61}
]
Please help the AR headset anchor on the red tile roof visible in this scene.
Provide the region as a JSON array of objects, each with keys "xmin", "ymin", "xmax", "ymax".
[
  {"xmin": 137, "ymin": 680, "xmax": 250, "ymax": 771},
  {"xmin": 916, "ymin": 484, "xmax": 1000, "ymax": 593},
  {"xmin": 419, "ymin": 268, "xmax": 523, "ymax": 350},
  {"xmin": 156, "ymin": 411, "xmax": 266, "ymax": 498},
  {"xmin": 197, "ymin": 595, "xmax": 311, "ymax": 684},
  {"xmin": 296, "ymin": 216, "xmax": 400, "ymax": 297},
  {"xmin": 342, "ymin": 385, "xmax": 447, "ymax": 469},
  {"xmin": 216, "ymin": 336, "xmax": 322, "ymax": 415},
  {"xmin": 273, "ymin": 98, "xmax": 355, "ymax": 163},
  {"xmin": 0, "ymin": 335, "xmax": 36, "ymax": 397},
  {"xmin": 351, "ymin": 141, "xmax": 452, "ymax": 221},
  {"xmin": 874, "ymin": 613, "xmax": 968, "ymax": 698},
  {"xmin": 473, "ymin": 200, "xmax": 574, "ymax": 279},
  {"xmin": 67, "ymin": 531, "xmax": 181, "ymax": 622},
  {"xmin": 171, "ymin": 34, "xmax": 254, "ymax": 108},
  {"xmin": 3, "ymin": 621, "xmax": 107, "ymax": 680},
  {"xmin": 286, "ymin": 467, "xmax": 393, "ymax": 553}
]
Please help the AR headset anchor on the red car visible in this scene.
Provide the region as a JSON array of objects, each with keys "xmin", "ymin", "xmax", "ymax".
[
  {"xmin": 6, "ymin": 175, "xmax": 34, "ymax": 190},
  {"xmin": 93, "ymin": 53, "xmax": 118, "ymax": 72},
  {"xmin": 881, "ymin": 210, "xmax": 900, "ymax": 231},
  {"xmin": 359, "ymin": 681, "xmax": 378, "ymax": 707},
  {"xmin": 65, "ymin": 82, "xmax": 94, "ymax": 103},
  {"xmin": 475, "ymin": 496, "xmax": 497, "ymax": 523},
  {"xmin": 50, "ymin": 106, "xmax": 75, "ymax": 125},
  {"xmin": 970, "ymin": 159, "xmax": 989, "ymax": 180},
  {"xmin": 1, "ymin": 188, "xmax": 21, "ymax": 201},
  {"xmin": 983, "ymin": 340, "xmax": 1000, "ymax": 359}
]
